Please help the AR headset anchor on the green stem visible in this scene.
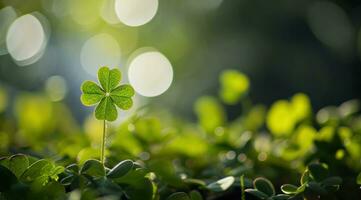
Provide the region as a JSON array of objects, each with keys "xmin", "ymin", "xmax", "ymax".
[
  {"xmin": 240, "ymin": 175, "xmax": 245, "ymax": 200},
  {"xmin": 101, "ymin": 120, "xmax": 106, "ymax": 164}
]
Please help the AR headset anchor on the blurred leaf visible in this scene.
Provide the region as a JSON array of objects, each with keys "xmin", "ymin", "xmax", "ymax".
[
  {"xmin": 80, "ymin": 159, "xmax": 105, "ymax": 178},
  {"xmin": 167, "ymin": 192, "xmax": 190, "ymax": 200},
  {"xmin": 20, "ymin": 159, "xmax": 52, "ymax": 184},
  {"xmin": 77, "ymin": 147, "xmax": 101, "ymax": 165},
  {"xmin": 253, "ymin": 177, "xmax": 275, "ymax": 196},
  {"xmin": 189, "ymin": 190, "xmax": 203, "ymax": 200},
  {"xmin": 207, "ymin": 176, "xmax": 235, "ymax": 192},
  {"xmin": 307, "ymin": 182, "xmax": 327, "ymax": 195},
  {"xmin": 219, "ymin": 70, "xmax": 249, "ymax": 105},
  {"xmin": 66, "ymin": 163, "xmax": 79, "ymax": 174},
  {"xmin": 107, "ymin": 159, "xmax": 133, "ymax": 178},
  {"xmin": 338, "ymin": 99, "xmax": 360, "ymax": 118},
  {"xmin": 245, "ymin": 189, "xmax": 269, "ymax": 199},
  {"xmin": 291, "ymin": 93, "xmax": 311, "ymax": 122},
  {"xmin": 14, "ymin": 94, "xmax": 54, "ymax": 143},
  {"xmin": 356, "ymin": 172, "xmax": 361, "ymax": 185},
  {"xmin": 8, "ymin": 154, "xmax": 29, "ymax": 178},
  {"xmin": 165, "ymin": 133, "xmax": 208, "ymax": 157},
  {"xmin": 0, "ymin": 165, "xmax": 18, "ymax": 192},
  {"xmin": 267, "ymin": 100, "xmax": 295, "ymax": 136},
  {"xmin": 194, "ymin": 96, "xmax": 225, "ymax": 132},
  {"xmin": 281, "ymin": 184, "xmax": 298, "ymax": 194},
  {"xmin": 134, "ymin": 117, "xmax": 163, "ymax": 142},
  {"xmin": 321, "ymin": 177, "xmax": 342, "ymax": 187},
  {"xmin": 301, "ymin": 170, "xmax": 311, "ymax": 185},
  {"xmin": 308, "ymin": 163, "xmax": 328, "ymax": 182}
]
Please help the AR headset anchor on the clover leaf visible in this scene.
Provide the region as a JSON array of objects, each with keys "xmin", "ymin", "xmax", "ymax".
[{"xmin": 80, "ymin": 66, "xmax": 135, "ymax": 121}]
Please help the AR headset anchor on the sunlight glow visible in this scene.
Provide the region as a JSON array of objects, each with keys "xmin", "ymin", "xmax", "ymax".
[
  {"xmin": 45, "ymin": 75, "xmax": 68, "ymax": 102},
  {"xmin": 128, "ymin": 51, "xmax": 173, "ymax": 97},
  {"xmin": 80, "ymin": 33, "xmax": 121, "ymax": 76},
  {"xmin": 115, "ymin": 0, "xmax": 158, "ymax": 27},
  {"xmin": 6, "ymin": 14, "xmax": 47, "ymax": 65}
]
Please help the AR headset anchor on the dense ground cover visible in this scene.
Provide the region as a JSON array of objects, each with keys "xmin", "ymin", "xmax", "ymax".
[{"xmin": 0, "ymin": 69, "xmax": 360, "ymax": 200}]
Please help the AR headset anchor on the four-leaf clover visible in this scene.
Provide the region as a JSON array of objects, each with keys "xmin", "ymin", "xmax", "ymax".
[{"xmin": 81, "ymin": 66, "xmax": 135, "ymax": 121}]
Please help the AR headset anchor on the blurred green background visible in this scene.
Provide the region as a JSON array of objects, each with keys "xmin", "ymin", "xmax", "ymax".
[
  {"xmin": 1, "ymin": 1, "xmax": 361, "ymax": 199},
  {"xmin": 0, "ymin": 0, "xmax": 360, "ymax": 122}
]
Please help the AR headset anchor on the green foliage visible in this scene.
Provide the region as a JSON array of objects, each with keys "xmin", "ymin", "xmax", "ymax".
[
  {"xmin": 194, "ymin": 96, "xmax": 225, "ymax": 132},
  {"xmin": 219, "ymin": 70, "xmax": 249, "ymax": 104},
  {"xmin": 246, "ymin": 163, "xmax": 342, "ymax": 200},
  {"xmin": 107, "ymin": 160, "xmax": 133, "ymax": 178},
  {"xmin": 357, "ymin": 172, "xmax": 361, "ymax": 185},
  {"xmin": 1, "ymin": 69, "xmax": 361, "ymax": 199},
  {"xmin": 266, "ymin": 93, "xmax": 311, "ymax": 136},
  {"xmin": 81, "ymin": 66, "xmax": 135, "ymax": 121}
]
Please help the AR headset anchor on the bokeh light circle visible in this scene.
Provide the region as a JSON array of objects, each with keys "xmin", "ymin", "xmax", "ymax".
[
  {"xmin": 115, "ymin": 0, "xmax": 158, "ymax": 27},
  {"xmin": 80, "ymin": 33, "xmax": 121, "ymax": 76},
  {"xmin": 45, "ymin": 75, "xmax": 68, "ymax": 102},
  {"xmin": 128, "ymin": 51, "xmax": 173, "ymax": 97},
  {"xmin": 6, "ymin": 14, "xmax": 45, "ymax": 62}
]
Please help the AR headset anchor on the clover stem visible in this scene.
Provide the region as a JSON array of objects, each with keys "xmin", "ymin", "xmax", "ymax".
[{"xmin": 101, "ymin": 120, "xmax": 106, "ymax": 165}]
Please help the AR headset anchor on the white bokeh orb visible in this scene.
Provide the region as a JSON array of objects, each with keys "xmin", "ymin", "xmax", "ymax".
[
  {"xmin": 80, "ymin": 33, "xmax": 121, "ymax": 76},
  {"xmin": 128, "ymin": 51, "xmax": 173, "ymax": 97},
  {"xmin": 45, "ymin": 75, "xmax": 68, "ymax": 102},
  {"xmin": 6, "ymin": 14, "xmax": 45, "ymax": 62},
  {"xmin": 115, "ymin": 0, "xmax": 158, "ymax": 27}
]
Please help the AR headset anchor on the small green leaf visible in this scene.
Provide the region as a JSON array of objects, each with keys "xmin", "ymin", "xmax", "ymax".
[
  {"xmin": 301, "ymin": 170, "xmax": 310, "ymax": 185},
  {"xmin": 0, "ymin": 165, "xmax": 18, "ymax": 192},
  {"xmin": 80, "ymin": 81, "xmax": 104, "ymax": 106},
  {"xmin": 20, "ymin": 159, "xmax": 52, "ymax": 183},
  {"xmin": 189, "ymin": 190, "xmax": 203, "ymax": 200},
  {"xmin": 8, "ymin": 154, "xmax": 29, "ymax": 178},
  {"xmin": 308, "ymin": 163, "xmax": 328, "ymax": 182},
  {"xmin": 107, "ymin": 159, "xmax": 133, "ymax": 178},
  {"xmin": 124, "ymin": 176, "xmax": 153, "ymax": 200},
  {"xmin": 281, "ymin": 184, "xmax": 298, "ymax": 194},
  {"xmin": 66, "ymin": 164, "xmax": 79, "ymax": 174},
  {"xmin": 98, "ymin": 66, "xmax": 121, "ymax": 92},
  {"xmin": 206, "ymin": 176, "xmax": 235, "ymax": 192},
  {"xmin": 80, "ymin": 159, "xmax": 105, "ymax": 178},
  {"xmin": 60, "ymin": 175, "xmax": 74, "ymax": 185},
  {"xmin": 95, "ymin": 97, "xmax": 117, "ymax": 121},
  {"xmin": 357, "ymin": 172, "xmax": 361, "ymax": 185},
  {"xmin": 307, "ymin": 181, "xmax": 327, "ymax": 195},
  {"xmin": 321, "ymin": 177, "xmax": 342, "ymax": 187},
  {"xmin": 166, "ymin": 192, "xmax": 190, "ymax": 200},
  {"xmin": 254, "ymin": 177, "xmax": 275, "ymax": 196},
  {"xmin": 245, "ymin": 189, "xmax": 269, "ymax": 199}
]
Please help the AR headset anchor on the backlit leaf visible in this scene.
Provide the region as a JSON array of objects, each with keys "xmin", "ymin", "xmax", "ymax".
[
  {"xmin": 98, "ymin": 66, "xmax": 121, "ymax": 92},
  {"xmin": 95, "ymin": 97, "xmax": 117, "ymax": 121},
  {"xmin": 80, "ymin": 81, "xmax": 104, "ymax": 106}
]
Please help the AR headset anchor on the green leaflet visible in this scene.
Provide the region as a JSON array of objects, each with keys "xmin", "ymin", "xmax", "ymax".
[
  {"xmin": 80, "ymin": 81, "xmax": 104, "ymax": 106},
  {"xmin": 98, "ymin": 66, "xmax": 121, "ymax": 92},
  {"xmin": 95, "ymin": 97, "xmax": 117, "ymax": 121}
]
